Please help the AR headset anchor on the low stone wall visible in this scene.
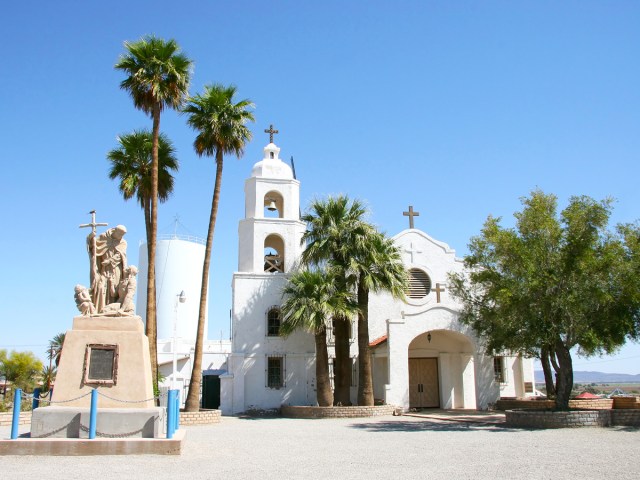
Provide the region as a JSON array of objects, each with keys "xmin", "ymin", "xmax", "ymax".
[
  {"xmin": 611, "ymin": 409, "xmax": 640, "ymax": 426},
  {"xmin": 179, "ymin": 409, "xmax": 221, "ymax": 425},
  {"xmin": 0, "ymin": 412, "xmax": 30, "ymax": 426},
  {"xmin": 497, "ymin": 398, "xmax": 613, "ymax": 411},
  {"xmin": 506, "ymin": 409, "xmax": 612, "ymax": 428},
  {"xmin": 612, "ymin": 396, "xmax": 640, "ymax": 409},
  {"xmin": 281, "ymin": 405, "xmax": 397, "ymax": 419}
]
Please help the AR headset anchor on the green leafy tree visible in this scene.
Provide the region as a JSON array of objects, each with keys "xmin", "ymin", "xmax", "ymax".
[
  {"xmin": 107, "ymin": 130, "xmax": 179, "ymax": 249},
  {"xmin": 449, "ymin": 190, "xmax": 640, "ymax": 410},
  {"xmin": 46, "ymin": 332, "xmax": 65, "ymax": 368},
  {"xmin": 182, "ymin": 84, "xmax": 254, "ymax": 411},
  {"xmin": 115, "ymin": 35, "xmax": 192, "ymax": 387},
  {"xmin": 281, "ymin": 268, "xmax": 357, "ymax": 406},
  {"xmin": 0, "ymin": 350, "xmax": 44, "ymax": 392}
]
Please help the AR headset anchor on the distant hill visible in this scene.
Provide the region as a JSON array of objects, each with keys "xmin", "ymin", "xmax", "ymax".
[{"xmin": 534, "ymin": 370, "xmax": 640, "ymax": 383}]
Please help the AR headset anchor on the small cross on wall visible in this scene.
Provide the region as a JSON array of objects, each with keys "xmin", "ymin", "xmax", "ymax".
[
  {"xmin": 403, "ymin": 206, "xmax": 420, "ymax": 229},
  {"xmin": 431, "ymin": 283, "xmax": 446, "ymax": 303}
]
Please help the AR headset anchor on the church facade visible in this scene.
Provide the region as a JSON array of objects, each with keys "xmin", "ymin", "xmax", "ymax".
[{"xmin": 220, "ymin": 137, "xmax": 535, "ymax": 414}]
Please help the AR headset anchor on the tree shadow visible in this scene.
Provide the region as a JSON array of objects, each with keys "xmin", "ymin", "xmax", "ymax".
[{"xmin": 349, "ymin": 417, "xmax": 514, "ymax": 433}]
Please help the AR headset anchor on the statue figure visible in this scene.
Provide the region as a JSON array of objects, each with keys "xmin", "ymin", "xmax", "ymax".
[
  {"xmin": 74, "ymin": 284, "xmax": 96, "ymax": 316},
  {"xmin": 87, "ymin": 225, "xmax": 127, "ymax": 313},
  {"xmin": 101, "ymin": 265, "xmax": 138, "ymax": 316}
]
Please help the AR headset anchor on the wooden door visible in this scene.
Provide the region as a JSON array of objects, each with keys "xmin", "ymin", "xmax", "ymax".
[{"xmin": 408, "ymin": 358, "xmax": 440, "ymax": 408}]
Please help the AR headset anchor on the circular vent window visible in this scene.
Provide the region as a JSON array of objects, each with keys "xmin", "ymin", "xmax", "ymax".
[{"xmin": 406, "ymin": 268, "xmax": 431, "ymax": 299}]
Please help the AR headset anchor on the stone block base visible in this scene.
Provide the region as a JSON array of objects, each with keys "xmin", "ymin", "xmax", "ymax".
[
  {"xmin": 179, "ymin": 409, "xmax": 221, "ymax": 425},
  {"xmin": 30, "ymin": 406, "xmax": 165, "ymax": 438},
  {"xmin": 281, "ymin": 405, "xmax": 397, "ymax": 419}
]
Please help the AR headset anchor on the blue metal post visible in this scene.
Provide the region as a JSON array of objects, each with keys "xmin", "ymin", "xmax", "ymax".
[
  {"xmin": 167, "ymin": 390, "xmax": 176, "ymax": 439},
  {"xmin": 11, "ymin": 389, "xmax": 22, "ymax": 440},
  {"xmin": 174, "ymin": 391, "xmax": 180, "ymax": 431},
  {"xmin": 32, "ymin": 388, "xmax": 41, "ymax": 410},
  {"xmin": 88, "ymin": 389, "xmax": 98, "ymax": 439}
]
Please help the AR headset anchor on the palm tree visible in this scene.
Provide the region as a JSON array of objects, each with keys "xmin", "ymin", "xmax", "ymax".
[
  {"xmin": 352, "ymin": 232, "xmax": 407, "ymax": 405},
  {"xmin": 281, "ymin": 268, "xmax": 357, "ymax": 406},
  {"xmin": 47, "ymin": 332, "xmax": 65, "ymax": 368},
  {"xmin": 182, "ymin": 84, "xmax": 254, "ymax": 411},
  {"xmin": 115, "ymin": 36, "xmax": 192, "ymax": 387},
  {"xmin": 301, "ymin": 196, "xmax": 374, "ymax": 405},
  {"xmin": 301, "ymin": 196, "xmax": 407, "ymax": 406},
  {"xmin": 107, "ymin": 130, "xmax": 179, "ymax": 249},
  {"xmin": 41, "ymin": 365, "xmax": 56, "ymax": 393}
]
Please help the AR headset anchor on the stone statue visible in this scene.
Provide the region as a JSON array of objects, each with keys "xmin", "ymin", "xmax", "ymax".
[
  {"xmin": 74, "ymin": 284, "xmax": 96, "ymax": 316},
  {"xmin": 87, "ymin": 225, "xmax": 127, "ymax": 313},
  {"xmin": 101, "ymin": 265, "xmax": 138, "ymax": 316}
]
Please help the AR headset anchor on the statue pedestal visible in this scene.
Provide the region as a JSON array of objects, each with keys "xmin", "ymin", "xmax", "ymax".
[{"xmin": 31, "ymin": 315, "xmax": 162, "ymax": 438}]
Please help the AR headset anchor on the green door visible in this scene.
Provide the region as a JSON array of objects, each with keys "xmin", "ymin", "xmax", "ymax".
[{"xmin": 202, "ymin": 375, "xmax": 221, "ymax": 409}]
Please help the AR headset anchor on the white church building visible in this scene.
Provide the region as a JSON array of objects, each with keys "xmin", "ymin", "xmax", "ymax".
[{"xmin": 219, "ymin": 136, "xmax": 535, "ymax": 414}]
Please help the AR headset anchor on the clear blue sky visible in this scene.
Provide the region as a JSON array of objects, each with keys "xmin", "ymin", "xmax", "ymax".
[{"xmin": 1, "ymin": 1, "xmax": 638, "ymax": 374}]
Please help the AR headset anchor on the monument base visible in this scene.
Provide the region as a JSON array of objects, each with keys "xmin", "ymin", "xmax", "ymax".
[{"xmin": 30, "ymin": 406, "xmax": 165, "ymax": 438}]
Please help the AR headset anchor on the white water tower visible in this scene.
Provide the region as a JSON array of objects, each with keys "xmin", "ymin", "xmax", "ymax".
[{"xmin": 137, "ymin": 234, "xmax": 208, "ymax": 342}]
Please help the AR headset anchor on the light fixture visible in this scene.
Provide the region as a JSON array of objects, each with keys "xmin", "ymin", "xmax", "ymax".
[
  {"xmin": 178, "ymin": 290, "xmax": 187, "ymax": 303},
  {"xmin": 266, "ymin": 198, "xmax": 277, "ymax": 212},
  {"xmin": 427, "ymin": 332, "xmax": 432, "ymax": 343}
]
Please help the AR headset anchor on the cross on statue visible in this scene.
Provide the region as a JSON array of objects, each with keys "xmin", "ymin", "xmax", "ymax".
[
  {"xmin": 264, "ymin": 124, "xmax": 279, "ymax": 143},
  {"xmin": 403, "ymin": 205, "xmax": 420, "ymax": 229},
  {"xmin": 79, "ymin": 210, "xmax": 108, "ymax": 234},
  {"xmin": 431, "ymin": 283, "xmax": 446, "ymax": 303}
]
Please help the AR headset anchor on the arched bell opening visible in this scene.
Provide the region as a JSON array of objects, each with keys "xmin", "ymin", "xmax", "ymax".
[
  {"xmin": 264, "ymin": 191, "xmax": 284, "ymax": 219},
  {"xmin": 264, "ymin": 234, "xmax": 285, "ymax": 273}
]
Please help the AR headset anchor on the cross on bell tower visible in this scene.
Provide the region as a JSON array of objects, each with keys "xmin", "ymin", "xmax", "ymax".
[{"xmin": 264, "ymin": 124, "xmax": 279, "ymax": 143}]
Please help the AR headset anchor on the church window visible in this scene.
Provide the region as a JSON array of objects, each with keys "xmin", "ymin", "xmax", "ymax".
[
  {"xmin": 266, "ymin": 307, "xmax": 281, "ymax": 336},
  {"xmin": 406, "ymin": 268, "xmax": 432, "ymax": 299},
  {"xmin": 266, "ymin": 355, "xmax": 285, "ymax": 389},
  {"xmin": 494, "ymin": 356, "xmax": 507, "ymax": 383}
]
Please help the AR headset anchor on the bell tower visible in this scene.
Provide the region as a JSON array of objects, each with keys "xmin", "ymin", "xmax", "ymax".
[{"xmin": 237, "ymin": 133, "xmax": 305, "ymax": 274}]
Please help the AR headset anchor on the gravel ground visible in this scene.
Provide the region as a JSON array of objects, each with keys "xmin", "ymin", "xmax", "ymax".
[{"xmin": 2, "ymin": 415, "xmax": 639, "ymax": 479}]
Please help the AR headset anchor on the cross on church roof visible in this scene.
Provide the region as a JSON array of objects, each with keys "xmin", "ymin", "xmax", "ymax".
[
  {"xmin": 403, "ymin": 205, "xmax": 420, "ymax": 229},
  {"xmin": 264, "ymin": 124, "xmax": 279, "ymax": 143}
]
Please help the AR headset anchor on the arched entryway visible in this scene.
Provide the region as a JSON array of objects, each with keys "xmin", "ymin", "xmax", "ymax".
[{"xmin": 408, "ymin": 330, "xmax": 475, "ymax": 409}]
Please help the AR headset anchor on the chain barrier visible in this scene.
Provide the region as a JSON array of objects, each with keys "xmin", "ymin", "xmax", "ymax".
[
  {"xmin": 96, "ymin": 390, "xmax": 162, "ymax": 404},
  {"xmin": 36, "ymin": 391, "xmax": 93, "ymax": 405},
  {"xmin": 79, "ymin": 423, "xmax": 147, "ymax": 438}
]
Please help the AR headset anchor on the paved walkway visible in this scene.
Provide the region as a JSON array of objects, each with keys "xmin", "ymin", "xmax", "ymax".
[{"xmin": 2, "ymin": 413, "xmax": 639, "ymax": 479}]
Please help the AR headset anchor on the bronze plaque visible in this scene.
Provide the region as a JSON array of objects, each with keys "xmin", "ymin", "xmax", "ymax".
[
  {"xmin": 524, "ymin": 382, "xmax": 534, "ymax": 393},
  {"xmin": 83, "ymin": 344, "xmax": 118, "ymax": 386}
]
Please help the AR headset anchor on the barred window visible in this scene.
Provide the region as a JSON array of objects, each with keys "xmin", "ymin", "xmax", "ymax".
[
  {"xmin": 266, "ymin": 355, "xmax": 285, "ymax": 389},
  {"xmin": 267, "ymin": 307, "xmax": 281, "ymax": 336},
  {"xmin": 406, "ymin": 268, "xmax": 432, "ymax": 299},
  {"xmin": 494, "ymin": 356, "xmax": 507, "ymax": 384}
]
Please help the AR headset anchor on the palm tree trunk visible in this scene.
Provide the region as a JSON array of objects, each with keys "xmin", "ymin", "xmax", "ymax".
[
  {"xmin": 333, "ymin": 316, "xmax": 351, "ymax": 405},
  {"xmin": 315, "ymin": 326, "xmax": 333, "ymax": 407},
  {"xmin": 146, "ymin": 104, "xmax": 160, "ymax": 391},
  {"xmin": 185, "ymin": 150, "xmax": 223, "ymax": 411},
  {"xmin": 357, "ymin": 281, "xmax": 374, "ymax": 406}
]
